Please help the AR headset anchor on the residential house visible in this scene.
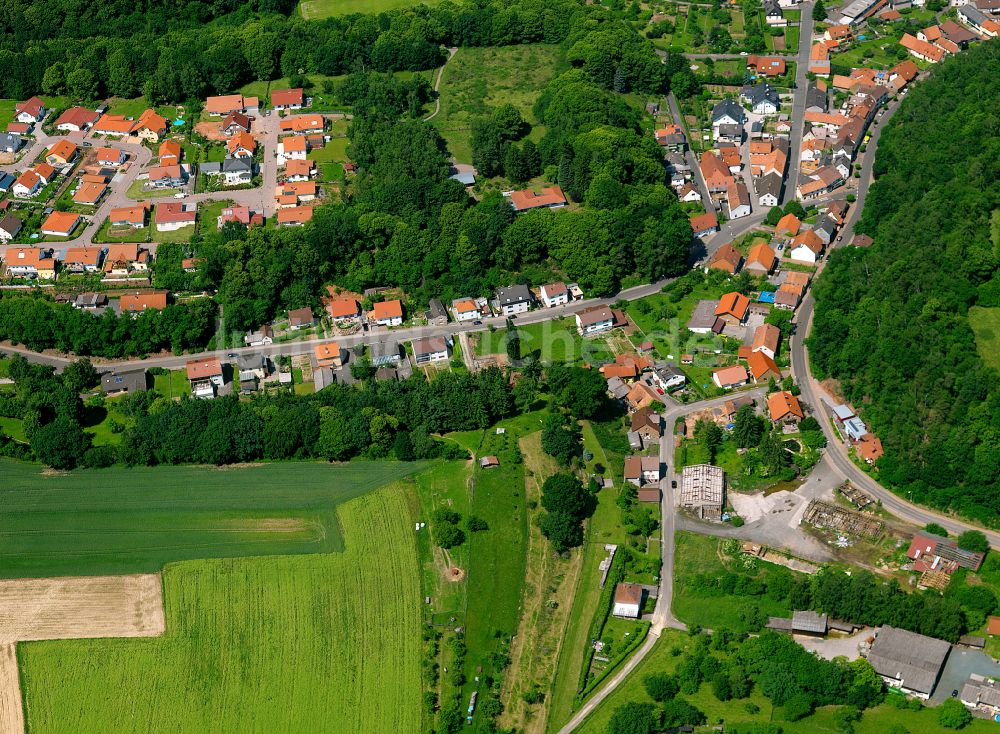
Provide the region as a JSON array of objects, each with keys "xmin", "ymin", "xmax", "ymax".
[
  {"xmin": 452, "ymin": 298, "xmax": 482, "ymax": 322},
  {"xmin": 97, "ymin": 147, "xmax": 126, "ymax": 167},
  {"xmin": 314, "ymin": 343, "xmax": 344, "ymax": 368},
  {"xmin": 630, "ymin": 407, "xmax": 662, "ymax": 445},
  {"xmin": 73, "ymin": 180, "xmax": 108, "ymax": 206},
  {"xmin": 688, "ymin": 299, "xmax": 724, "ymax": 334},
  {"xmin": 808, "ymin": 40, "xmax": 837, "ymax": 76},
  {"xmin": 741, "ymin": 82, "xmax": 780, "ymax": 114},
  {"xmin": 747, "ymin": 351, "xmax": 781, "ymax": 383},
  {"xmin": 900, "ymin": 33, "xmax": 946, "ymax": 62},
  {"xmin": 700, "ymin": 152, "xmax": 732, "ymax": 193},
  {"xmin": 110, "ymin": 203, "xmax": 150, "ymax": 228},
  {"xmin": 624, "ymin": 455, "xmax": 662, "ymax": 486},
  {"xmin": 92, "ymin": 114, "xmax": 137, "ymax": 137},
  {"xmin": 710, "ymin": 243, "xmax": 742, "ymax": 274},
  {"xmin": 221, "ymin": 111, "xmax": 251, "ymax": 136},
  {"xmin": 45, "ymin": 140, "xmax": 77, "ymax": 167},
  {"xmin": 6, "ymin": 122, "xmax": 31, "ymax": 135},
  {"xmin": 148, "ymin": 164, "xmax": 187, "ymax": 188},
  {"xmin": 155, "ymin": 202, "xmax": 196, "ymax": 232},
  {"xmin": 676, "ymin": 183, "xmax": 701, "ymax": 202},
  {"xmin": 186, "ymin": 358, "xmax": 225, "ymax": 399},
  {"xmin": 288, "ymin": 307, "xmax": 316, "ymax": 330},
  {"xmin": 276, "ymin": 206, "xmax": 313, "ymax": 226},
  {"xmin": 101, "ymin": 369, "xmax": 148, "ymax": 395},
  {"xmin": 764, "ymin": 0, "xmax": 786, "ymax": 24},
  {"xmin": 369, "ymin": 299, "xmax": 404, "ymax": 327},
  {"xmin": 712, "ymin": 365, "xmax": 749, "ymax": 389},
  {"xmin": 812, "ymin": 214, "xmax": 838, "ymax": 244},
  {"xmin": 202, "ymin": 158, "xmax": 253, "ymax": 186},
  {"xmin": 745, "ymin": 243, "xmax": 777, "ymax": 275},
  {"xmin": 40, "ymin": 211, "xmax": 80, "ymax": 238},
  {"xmin": 54, "ymin": 106, "xmax": 98, "ymax": 132},
  {"xmin": 205, "ymin": 94, "xmax": 245, "ymax": 116},
  {"xmin": 576, "ymin": 306, "xmax": 615, "ymax": 336},
  {"xmin": 371, "ymin": 341, "xmax": 403, "ymax": 367},
  {"xmin": 715, "ymin": 292, "xmax": 750, "ymax": 326},
  {"xmin": 788, "ymin": 229, "xmax": 825, "ymax": 263},
  {"xmin": 756, "ymin": 173, "xmax": 783, "ymax": 208},
  {"xmin": 279, "ymin": 114, "xmax": 325, "ymax": 134},
  {"xmin": 651, "ymin": 362, "xmax": 686, "ymax": 391},
  {"xmin": 277, "ymin": 135, "xmax": 308, "ymax": 165},
  {"xmin": 3, "ymin": 247, "xmax": 56, "ymax": 279},
  {"xmin": 119, "ymin": 291, "xmax": 167, "ymax": 314},
  {"xmin": 768, "ymin": 391, "xmax": 804, "ymax": 425},
  {"xmin": 857, "ymin": 433, "xmax": 884, "ymax": 464},
  {"xmin": 217, "ymin": 205, "xmax": 261, "ymax": 229},
  {"xmin": 727, "ymin": 180, "xmax": 752, "ymax": 220},
  {"xmin": 775, "ymin": 213, "xmax": 801, "ymax": 237},
  {"xmin": 957, "ymin": 4, "xmax": 1000, "ymax": 35},
  {"xmin": 540, "ymin": 282, "xmax": 569, "ymax": 307},
  {"xmin": 236, "ymin": 354, "xmax": 270, "ymax": 392},
  {"xmin": 775, "ymin": 282, "xmax": 804, "ymax": 310},
  {"xmin": 0, "ymin": 214, "xmax": 23, "ymax": 242},
  {"xmin": 244, "ymin": 326, "xmax": 274, "ymax": 347},
  {"xmin": 625, "ymin": 379, "xmax": 662, "ymax": 412},
  {"xmin": 426, "ymin": 299, "xmax": 448, "ymax": 326},
  {"xmin": 866, "ymin": 626, "xmax": 951, "ymax": 699},
  {"xmin": 0, "ymin": 133, "xmax": 23, "ymax": 154},
  {"xmin": 681, "ymin": 464, "xmax": 726, "ymax": 520},
  {"xmin": 805, "ymin": 83, "xmax": 827, "ymax": 113},
  {"xmin": 134, "ymin": 109, "xmax": 168, "ymax": 142},
  {"xmin": 272, "ymin": 88, "xmax": 305, "ymax": 111},
  {"xmin": 275, "ymin": 181, "xmax": 316, "ymax": 204},
  {"xmin": 746, "ymin": 55, "xmax": 787, "ymax": 77},
  {"xmin": 227, "ymin": 131, "xmax": 256, "ymax": 158},
  {"xmin": 496, "ymin": 284, "xmax": 533, "ymax": 316},
  {"xmin": 825, "ymin": 23, "xmax": 852, "ymax": 41},
  {"xmin": 712, "ymin": 99, "xmax": 745, "ymax": 133},
  {"xmin": 12, "ymin": 170, "xmax": 43, "ymax": 198},
  {"xmin": 654, "ymin": 123, "xmax": 687, "ymax": 152},
  {"xmin": 102, "ymin": 244, "xmax": 149, "ymax": 278},
  {"xmin": 960, "ymin": 675, "xmax": 1000, "ymax": 716},
  {"xmin": 61, "ymin": 246, "xmax": 103, "ymax": 273},
  {"xmin": 326, "ymin": 298, "xmax": 361, "ymax": 322},
  {"xmin": 412, "ymin": 336, "xmax": 451, "ymax": 364},
  {"xmin": 284, "ymin": 159, "xmax": 314, "ymax": 181},
  {"xmin": 751, "ymin": 323, "xmax": 781, "ymax": 359},
  {"xmin": 15, "ymin": 96, "xmax": 45, "ymax": 124},
  {"xmin": 508, "ymin": 185, "xmax": 567, "ymax": 212},
  {"xmin": 690, "ymin": 212, "xmax": 719, "ymax": 238},
  {"xmin": 612, "ymin": 583, "xmax": 644, "ymax": 619}
]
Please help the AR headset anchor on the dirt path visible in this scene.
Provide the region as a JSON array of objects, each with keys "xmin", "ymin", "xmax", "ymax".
[
  {"xmin": 0, "ymin": 644, "xmax": 24, "ymax": 734},
  {"xmin": 0, "ymin": 573, "xmax": 166, "ymax": 734},
  {"xmin": 500, "ymin": 433, "xmax": 584, "ymax": 733},
  {"xmin": 423, "ymin": 47, "xmax": 458, "ymax": 122}
]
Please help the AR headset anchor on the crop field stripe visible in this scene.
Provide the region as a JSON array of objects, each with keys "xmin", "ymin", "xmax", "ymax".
[{"xmin": 19, "ymin": 486, "xmax": 422, "ymax": 733}]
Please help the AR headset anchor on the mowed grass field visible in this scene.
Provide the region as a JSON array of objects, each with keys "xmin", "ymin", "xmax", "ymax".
[
  {"xmin": 19, "ymin": 486, "xmax": 423, "ymax": 734},
  {"xmin": 970, "ymin": 306, "xmax": 1000, "ymax": 373},
  {"xmin": 0, "ymin": 459, "xmax": 426, "ymax": 578},
  {"xmin": 298, "ymin": 0, "xmax": 440, "ymax": 20},
  {"xmin": 432, "ymin": 44, "xmax": 561, "ymax": 162}
]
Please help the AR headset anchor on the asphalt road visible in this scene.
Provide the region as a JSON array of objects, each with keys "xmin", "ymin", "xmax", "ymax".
[{"xmin": 782, "ymin": 1, "xmax": 814, "ymax": 205}]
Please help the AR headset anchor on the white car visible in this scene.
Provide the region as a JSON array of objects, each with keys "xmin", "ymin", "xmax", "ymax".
[{"xmin": 174, "ymin": 192, "xmax": 186, "ymax": 199}]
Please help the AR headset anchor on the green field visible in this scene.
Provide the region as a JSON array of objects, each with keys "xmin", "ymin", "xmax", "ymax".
[
  {"xmin": 0, "ymin": 98, "xmax": 16, "ymax": 129},
  {"xmin": 20, "ymin": 486, "xmax": 423, "ymax": 734},
  {"xmin": 0, "ymin": 459, "xmax": 426, "ymax": 578},
  {"xmin": 970, "ymin": 306, "xmax": 1000, "ymax": 373},
  {"xmin": 298, "ymin": 0, "xmax": 440, "ymax": 20},
  {"xmin": 475, "ymin": 318, "xmax": 615, "ymax": 364},
  {"xmin": 432, "ymin": 44, "xmax": 560, "ymax": 163},
  {"xmin": 310, "ymin": 137, "xmax": 348, "ymax": 182}
]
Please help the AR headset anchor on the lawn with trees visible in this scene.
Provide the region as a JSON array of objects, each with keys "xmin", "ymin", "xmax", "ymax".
[{"xmin": 808, "ymin": 43, "xmax": 1000, "ymax": 525}]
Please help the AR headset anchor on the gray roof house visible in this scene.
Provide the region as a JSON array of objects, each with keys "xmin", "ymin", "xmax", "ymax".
[
  {"xmin": 756, "ymin": 172, "xmax": 784, "ymax": 206},
  {"xmin": 101, "ymin": 369, "xmax": 149, "ymax": 395},
  {"xmin": 805, "ymin": 83, "xmax": 827, "ymax": 113},
  {"xmin": 0, "ymin": 213, "xmax": 23, "ymax": 241},
  {"xmin": 203, "ymin": 158, "xmax": 254, "ymax": 185},
  {"xmin": 496, "ymin": 284, "xmax": 533, "ymax": 315},
  {"xmin": 370, "ymin": 340, "xmax": 403, "ymax": 366},
  {"xmin": 812, "ymin": 214, "xmax": 838, "ymax": 244},
  {"xmin": 740, "ymin": 83, "xmax": 780, "ymax": 114},
  {"xmin": 712, "ymin": 99, "xmax": 745, "ymax": 126},
  {"xmin": 0, "ymin": 172, "xmax": 15, "ymax": 192},
  {"xmin": 426, "ymin": 298, "xmax": 448, "ymax": 325},
  {"xmin": 0, "ymin": 133, "xmax": 24, "ymax": 153},
  {"xmin": 867, "ymin": 626, "xmax": 951, "ymax": 699}
]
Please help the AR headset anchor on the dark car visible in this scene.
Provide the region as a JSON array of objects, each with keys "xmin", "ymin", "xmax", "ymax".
[
  {"xmin": 671, "ymin": 480, "xmax": 677, "ymax": 488},
  {"xmin": 952, "ymin": 689, "xmax": 959, "ymax": 698},
  {"xmin": 473, "ymin": 320, "xmax": 482, "ymax": 325},
  {"xmin": 227, "ymin": 353, "xmax": 238, "ymax": 359}
]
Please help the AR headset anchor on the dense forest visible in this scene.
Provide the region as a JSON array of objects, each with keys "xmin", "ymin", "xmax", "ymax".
[
  {"xmin": 0, "ymin": 0, "xmax": 668, "ymax": 101},
  {"xmin": 808, "ymin": 42, "xmax": 1000, "ymax": 523}
]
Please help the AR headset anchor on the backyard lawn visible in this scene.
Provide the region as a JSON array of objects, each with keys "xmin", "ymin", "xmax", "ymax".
[{"xmin": 310, "ymin": 137, "xmax": 348, "ymax": 181}]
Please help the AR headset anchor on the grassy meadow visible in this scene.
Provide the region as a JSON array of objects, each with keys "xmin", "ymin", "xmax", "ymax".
[
  {"xmin": 970, "ymin": 306, "xmax": 1000, "ymax": 373},
  {"xmin": 0, "ymin": 459, "xmax": 426, "ymax": 578},
  {"xmin": 20, "ymin": 486, "xmax": 423, "ymax": 734},
  {"xmin": 298, "ymin": 0, "xmax": 441, "ymax": 20},
  {"xmin": 431, "ymin": 44, "xmax": 561, "ymax": 162}
]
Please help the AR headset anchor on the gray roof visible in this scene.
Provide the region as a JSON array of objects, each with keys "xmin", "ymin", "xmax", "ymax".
[
  {"xmin": 763, "ymin": 0, "xmax": 782, "ymax": 14},
  {"xmin": 236, "ymin": 353, "xmax": 267, "ymax": 371},
  {"xmin": 716, "ymin": 123, "xmax": 743, "ymax": 139},
  {"xmin": 74, "ymin": 292, "xmax": 107, "ymax": 308},
  {"xmin": 742, "ymin": 82, "xmax": 779, "ymax": 108},
  {"xmin": 0, "ymin": 213, "xmax": 22, "ymax": 235},
  {"xmin": 497, "ymin": 284, "xmax": 532, "ymax": 306},
  {"xmin": 712, "ymin": 99, "xmax": 745, "ymax": 124},
  {"xmin": 200, "ymin": 162, "xmax": 221, "ymax": 174},
  {"xmin": 427, "ymin": 298, "xmax": 447, "ymax": 320},
  {"xmin": 792, "ymin": 610, "xmax": 828, "ymax": 634},
  {"xmin": 961, "ymin": 675, "xmax": 1000, "ymax": 707},
  {"xmin": 813, "ymin": 214, "xmax": 838, "ymax": 237},
  {"xmin": 449, "ymin": 171, "xmax": 475, "ymax": 185},
  {"xmin": 412, "ymin": 336, "xmax": 449, "ymax": 356},
  {"xmin": 867, "ymin": 626, "xmax": 951, "ymax": 695},
  {"xmin": 606, "ymin": 376, "xmax": 630, "ymax": 399},
  {"xmin": 0, "ymin": 172, "xmax": 15, "ymax": 191},
  {"xmin": 314, "ymin": 366, "xmax": 336, "ymax": 390},
  {"xmin": 806, "ymin": 83, "xmax": 827, "ymax": 112},
  {"xmin": 688, "ymin": 299, "xmax": 720, "ymax": 331},
  {"xmin": 0, "ymin": 132, "xmax": 23, "ymax": 151},
  {"xmin": 101, "ymin": 369, "xmax": 148, "ymax": 394},
  {"xmin": 958, "ymin": 3, "xmax": 990, "ymax": 23},
  {"xmin": 370, "ymin": 340, "xmax": 402, "ymax": 365},
  {"xmin": 655, "ymin": 361, "xmax": 685, "ymax": 380},
  {"xmin": 222, "ymin": 158, "xmax": 253, "ymax": 173},
  {"xmin": 757, "ymin": 172, "xmax": 784, "ymax": 199}
]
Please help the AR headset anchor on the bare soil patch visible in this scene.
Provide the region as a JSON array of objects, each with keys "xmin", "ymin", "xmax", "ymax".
[
  {"xmin": 194, "ymin": 121, "xmax": 226, "ymax": 141},
  {"xmin": 0, "ymin": 574, "xmax": 165, "ymax": 643},
  {"xmin": 0, "ymin": 644, "xmax": 24, "ymax": 734}
]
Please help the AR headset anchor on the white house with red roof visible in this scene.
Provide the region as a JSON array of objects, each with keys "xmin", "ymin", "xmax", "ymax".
[{"xmin": 15, "ymin": 97, "xmax": 45, "ymax": 124}]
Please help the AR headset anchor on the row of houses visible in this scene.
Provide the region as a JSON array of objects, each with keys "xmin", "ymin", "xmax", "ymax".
[{"xmin": 1, "ymin": 244, "xmax": 153, "ymax": 280}]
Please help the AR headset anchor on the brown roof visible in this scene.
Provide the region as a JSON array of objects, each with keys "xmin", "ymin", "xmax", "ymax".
[
  {"xmin": 752, "ymin": 324, "xmax": 780, "ymax": 355},
  {"xmin": 63, "ymin": 246, "xmax": 102, "ymax": 266},
  {"xmin": 186, "ymin": 357, "xmax": 223, "ymax": 380},
  {"xmin": 119, "ymin": 291, "xmax": 167, "ymax": 312},
  {"xmin": 222, "ymin": 111, "xmax": 251, "ymax": 131},
  {"xmin": 987, "ymin": 616, "xmax": 1000, "ymax": 636},
  {"xmin": 900, "ymin": 33, "xmax": 945, "ymax": 62},
  {"xmin": 55, "ymin": 106, "xmax": 98, "ymax": 129},
  {"xmin": 155, "ymin": 202, "xmax": 196, "ymax": 225},
  {"xmin": 614, "ymin": 582, "xmax": 643, "ymax": 606},
  {"xmin": 103, "ymin": 244, "xmax": 144, "ymax": 271},
  {"xmin": 509, "ymin": 186, "xmax": 566, "ymax": 211},
  {"xmin": 892, "ymin": 60, "xmax": 919, "ymax": 82},
  {"xmin": 288, "ymin": 307, "xmax": 314, "ymax": 326},
  {"xmin": 768, "ymin": 391, "xmax": 803, "ymax": 421},
  {"xmin": 577, "ymin": 306, "xmax": 614, "ymax": 327},
  {"xmin": 857, "ymin": 433, "xmax": 884, "ymax": 462},
  {"xmin": 711, "ymin": 243, "xmax": 742, "ymax": 272},
  {"xmin": 15, "ymin": 96, "xmax": 44, "ymax": 118}
]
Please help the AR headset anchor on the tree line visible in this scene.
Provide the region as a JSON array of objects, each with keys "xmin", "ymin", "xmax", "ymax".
[{"xmin": 808, "ymin": 43, "xmax": 1000, "ymax": 524}]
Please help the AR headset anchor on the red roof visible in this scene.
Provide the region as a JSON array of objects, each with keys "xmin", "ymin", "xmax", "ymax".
[
  {"xmin": 155, "ymin": 202, "xmax": 196, "ymax": 224},
  {"xmin": 55, "ymin": 106, "xmax": 98, "ymax": 129},
  {"xmin": 327, "ymin": 298, "xmax": 360, "ymax": 319},
  {"xmin": 689, "ymin": 211, "xmax": 718, "ymax": 233},
  {"xmin": 509, "ymin": 186, "xmax": 566, "ymax": 211},
  {"xmin": 369, "ymin": 300, "xmax": 403, "ymax": 321},
  {"xmin": 715, "ymin": 292, "xmax": 750, "ymax": 320},
  {"xmin": 271, "ymin": 88, "xmax": 304, "ymax": 107},
  {"xmin": 186, "ymin": 357, "xmax": 223, "ymax": 380},
  {"xmin": 119, "ymin": 291, "xmax": 167, "ymax": 312},
  {"xmin": 15, "ymin": 96, "xmax": 44, "ymax": 118}
]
